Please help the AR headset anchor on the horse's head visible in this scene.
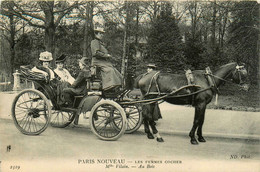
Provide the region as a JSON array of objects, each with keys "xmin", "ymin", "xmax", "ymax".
[{"xmin": 231, "ymin": 65, "xmax": 249, "ymax": 91}]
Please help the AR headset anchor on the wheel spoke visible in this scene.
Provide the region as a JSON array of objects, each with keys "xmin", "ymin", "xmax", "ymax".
[{"xmin": 12, "ymin": 90, "xmax": 52, "ymax": 135}]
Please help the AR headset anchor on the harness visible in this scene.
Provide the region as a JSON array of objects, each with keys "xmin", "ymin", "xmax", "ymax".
[
  {"xmin": 138, "ymin": 65, "xmax": 246, "ymax": 105},
  {"xmin": 145, "ymin": 71, "xmax": 161, "ymax": 96},
  {"xmin": 204, "ymin": 67, "xmax": 219, "ymax": 94},
  {"xmin": 143, "ymin": 70, "xmax": 201, "ymax": 106}
]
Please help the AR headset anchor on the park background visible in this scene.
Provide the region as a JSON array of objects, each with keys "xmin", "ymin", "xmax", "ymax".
[{"xmin": 0, "ymin": 0, "xmax": 259, "ymax": 110}]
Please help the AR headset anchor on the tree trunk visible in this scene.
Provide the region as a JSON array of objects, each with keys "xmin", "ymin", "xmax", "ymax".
[
  {"xmin": 83, "ymin": 2, "xmax": 94, "ymax": 58},
  {"xmin": 9, "ymin": 11, "xmax": 15, "ymax": 75},
  {"xmin": 83, "ymin": 20, "xmax": 87, "ymax": 57},
  {"xmin": 44, "ymin": 7, "xmax": 56, "ymax": 66},
  {"xmin": 257, "ymin": 3, "xmax": 260, "ymax": 90},
  {"xmin": 121, "ymin": 28, "xmax": 127, "ymax": 88},
  {"xmin": 45, "ymin": 26, "xmax": 56, "ymax": 67},
  {"xmin": 211, "ymin": 0, "xmax": 217, "ymax": 48}
]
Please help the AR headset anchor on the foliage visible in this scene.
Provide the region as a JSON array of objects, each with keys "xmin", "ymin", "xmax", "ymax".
[
  {"xmin": 0, "ymin": 1, "xmax": 258, "ymax": 87},
  {"xmin": 56, "ymin": 22, "xmax": 84, "ymax": 56},
  {"xmin": 227, "ymin": 1, "xmax": 259, "ymax": 84},
  {"xmin": 147, "ymin": 3, "xmax": 185, "ymax": 73},
  {"xmin": 14, "ymin": 30, "xmax": 45, "ymax": 68},
  {"xmin": 64, "ymin": 54, "xmax": 83, "ymax": 78}
]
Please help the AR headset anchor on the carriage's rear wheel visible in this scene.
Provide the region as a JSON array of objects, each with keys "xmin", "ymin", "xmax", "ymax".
[
  {"xmin": 11, "ymin": 89, "xmax": 51, "ymax": 135},
  {"xmin": 50, "ymin": 110, "xmax": 75, "ymax": 128},
  {"xmin": 89, "ymin": 100, "xmax": 127, "ymax": 141}
]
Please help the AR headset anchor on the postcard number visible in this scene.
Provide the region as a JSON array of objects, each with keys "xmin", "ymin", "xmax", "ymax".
[{"xmin": 10, "ymin": 165, "xmax": 20, "ymax": 170}]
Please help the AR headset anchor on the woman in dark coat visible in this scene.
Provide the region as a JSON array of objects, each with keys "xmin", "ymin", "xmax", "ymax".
[
  {"xmin": 91, "ymin": 27, "xmax": 123, "ymax": 91},
  {"xmin": 139, "ymin": 64, "xmax": 163, "ymax": 142}
]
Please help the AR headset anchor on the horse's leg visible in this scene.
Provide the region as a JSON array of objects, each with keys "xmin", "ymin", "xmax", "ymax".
[
  {"xmin": 149, "ymin": 120, "xmax": 164, "ymax": 142},
  {"xmin": 197, "ymin": 107, "xmax": 206, "ymax": 142},
  {"xmin": 144, "ymin": 119, "xmax": 154, "ymax": 139},
  {"xmin": 189, "ymin": 103, "xmax": 205, "ymax": 145}
]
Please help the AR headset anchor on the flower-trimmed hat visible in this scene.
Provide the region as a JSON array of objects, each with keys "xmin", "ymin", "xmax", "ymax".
[
  {"xmin": 147, "ymin": 63, "xmax": 157, "ymax": 69},
  {"xmin": 56, "ymin": 54, "xmax": 66, "ymax": 63},
  {"xmin": 39, "ymin": 51, "xmax": 53, "ymax": 62}
]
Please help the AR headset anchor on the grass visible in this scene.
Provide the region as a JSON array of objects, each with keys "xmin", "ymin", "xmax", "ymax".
[{"xmin": 207, "ymin": 83, "xmax": 259, "ymax": 111}]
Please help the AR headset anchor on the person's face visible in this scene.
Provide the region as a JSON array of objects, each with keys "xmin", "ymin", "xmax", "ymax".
[
  {"xmin": 56, "ymin": 62, "xmax": 64, "ymax": 70},
  {"xmin": 147, "ymin": 67, "xmax": 153, "ymax": 73},
  {"xmin": 96, "ymin": 32, "xmax": 104, "ymax": 40},
  {"xmin": 42, "ymin": 61, "xmax": 50, "ymax": 68},
  {"xmin": 79, "ymin": 62, "xmax": 84, "ymax": 70}
]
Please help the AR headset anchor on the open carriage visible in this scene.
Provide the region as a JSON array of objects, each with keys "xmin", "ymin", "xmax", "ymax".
[
  {"xmin": 12, "ymin": 62, "xmax": 249, "ymax": 144},
  {"xmin": 11, "ymin": 66, "xmax": 143, "ymax": 141}
]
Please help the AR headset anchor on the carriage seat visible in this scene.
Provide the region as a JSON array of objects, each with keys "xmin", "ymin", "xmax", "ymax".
[
  {"xmin": 87, "ymin": 66, "xmax": 102, "ymax": 91},
  {"xmin": 20, "ymin": 65, "xmax": 49, "ymax": 82}
]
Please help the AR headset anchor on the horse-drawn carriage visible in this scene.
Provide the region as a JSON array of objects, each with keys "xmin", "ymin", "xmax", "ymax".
[
  {"xmin": 11, "ymin": 62, "xmax": 249, "ymax": 144},
  {"xmin": 11, "ymin": 65, "xmax": 143, "ymax": 141}
]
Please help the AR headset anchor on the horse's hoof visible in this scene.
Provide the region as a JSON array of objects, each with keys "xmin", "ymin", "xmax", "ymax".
[
  {"xmin": 147, "ymin": 133, "xmax": 154, "ymax": 139},
  {"xmin": 198, "ymin": 137, "xmax": 206, "ymax": 142},
  {"xmin": 190, "ymin": 139, "xmax": 199, "ymax": 145},
  {"xmin": 156, "ymin": 137, "xmax": 164, "ymax": 142}
]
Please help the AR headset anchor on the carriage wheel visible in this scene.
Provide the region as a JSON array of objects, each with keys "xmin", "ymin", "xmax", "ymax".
[
  {"xmin": 50, "ymin": 110, "xmax": 75, "ymax": 128},
  {"xmin": 122, "ymin": 104, "xmax": 143, "ymax": 134},
  {"xmin": 11, "ymin": 89, "xmax": 51, "ymax": 135},
  {"xmin": 89, "ymin": 100, "xmax": 127, "ymax": 141}
]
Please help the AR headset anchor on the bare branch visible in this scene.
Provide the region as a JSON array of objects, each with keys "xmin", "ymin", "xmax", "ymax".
[
  {"xmin": 11, "ymin": 10, "xmax": 45, "ymax": 29},
  {"xmin": 54, "ymin": 1, "xmax": 81, "ymax": 27},
  {"xmin": 13, "ymin": 2, "xmax": 45, "ymax": 21}
]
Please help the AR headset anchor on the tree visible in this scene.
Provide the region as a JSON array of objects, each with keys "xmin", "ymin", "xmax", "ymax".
[
  {"xmin": 0, "ymin": 1, "xmax": 19, "ymax": 74},
  {"xmin": 147, "ymin": 2, "xmax": 185, "ymax": 72},
  {"xmin": 228, "ymin": 1, "xmax": 259, "ymax": 84},
  {"xmin": 1, "ymin": 1, "xmax": 81, "ymax": 65}
]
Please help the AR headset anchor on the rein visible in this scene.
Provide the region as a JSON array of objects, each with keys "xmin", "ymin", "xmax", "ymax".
[
  {"xmin": 120, "ymin": 84, "xmax": 203, "ymax": 105},
  {"xmin": 205, "ymin": 72, "xmax": 233, "ymax": 85},
  {"xmin": 205, "ymin": 65, "xmax": 245, "ymax": 86}
]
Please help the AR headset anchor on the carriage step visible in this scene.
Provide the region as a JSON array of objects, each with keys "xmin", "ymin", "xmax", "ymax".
[{"xmin": 59, "ymin": 107, "xmax": 77, "ymax": 112}]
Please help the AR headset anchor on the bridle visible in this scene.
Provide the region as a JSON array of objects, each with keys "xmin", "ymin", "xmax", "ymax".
[{"xmin": 205, "ymin": 65, "xmax": 248, "ymax": 89}]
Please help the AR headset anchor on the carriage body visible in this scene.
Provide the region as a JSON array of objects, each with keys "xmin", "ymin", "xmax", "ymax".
[{"xmin": 11, "ymin": 66, "xmax": 143, "ymax": 141}]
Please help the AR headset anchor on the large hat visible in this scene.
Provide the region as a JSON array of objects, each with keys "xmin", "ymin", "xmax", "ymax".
[
  {"xmin": 94, "ymin": 27, "xmax": 105, "ymax": 33},
  {"xmin": 78, "ymin": 57, "xmax": 89, "ymax": 66},
  {"xmin": 147, "ymin": 63, "xmax": 157, "ymax": 69},
  {"xmin": 39, "ymin": 51, "xmax": 53, "ymax": 61},
  {"xmin": 56, "ymin": 54, "xmax": 66, "ymax": 63}
]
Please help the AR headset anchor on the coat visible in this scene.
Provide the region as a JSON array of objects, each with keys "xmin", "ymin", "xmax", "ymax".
[
  {"xmin": 138, "ymin": 70, "xmax": 162, "ymax": 121},
  {"xmin": 142, "ymin": 100, "xmax": 162, "ymax": 121},
  {"xmin": 91, "ymin": 38, "xmax": 122, "ymax": 90},
  {"xmin": 69, "ymin": 67, "xmax": 91, "ymax": 95}
]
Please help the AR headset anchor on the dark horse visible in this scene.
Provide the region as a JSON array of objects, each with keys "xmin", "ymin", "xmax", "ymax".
[{"xmin": 134, "ymin": 62, "xmax": 249, "ymax": 145}]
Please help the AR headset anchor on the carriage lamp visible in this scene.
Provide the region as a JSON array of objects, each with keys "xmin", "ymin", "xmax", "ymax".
[{"xmin": 13, "ymin": 70, "xmax": 21, "ymax": 91}]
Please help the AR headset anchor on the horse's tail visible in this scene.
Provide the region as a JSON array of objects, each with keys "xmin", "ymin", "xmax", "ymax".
[{"xmin": 133, "ymin": 74, "xmax": 143, "ymax": 89}]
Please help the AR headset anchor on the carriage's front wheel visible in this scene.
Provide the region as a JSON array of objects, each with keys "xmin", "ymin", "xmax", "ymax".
[
  {"xmin": 89, "ymin": 100, "xmax": 127, "ymax": 141},
  {"xmin": 11, "ymin": 89, "xmax": 51, "ymax": 135}
]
